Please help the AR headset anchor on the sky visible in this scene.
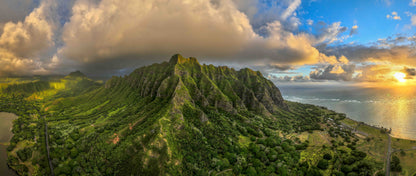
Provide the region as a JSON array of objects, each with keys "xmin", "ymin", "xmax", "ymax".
[{"xmin": 0, "ymin": 0, "xmax": 415, "ymax": 84}]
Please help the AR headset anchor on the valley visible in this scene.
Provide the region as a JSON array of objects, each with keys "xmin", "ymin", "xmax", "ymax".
[{"xmin": 0, "ymin": 55, "xmax": 414, "ymax": 176}]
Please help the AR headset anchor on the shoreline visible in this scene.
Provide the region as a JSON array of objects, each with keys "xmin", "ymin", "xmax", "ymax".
[
  {"xmin": 287, "ymin": 100, "xmax": 416, "ymax": 141},
  {"xmin": 0, "ymin": 144, "xmax": 18, "ymax": 176},
  {"xmin": 0, "ymin": 112, "xmax": 18, "ymax": 176},
  {"xmin": 344, "ymin": 116, "xmax": 416, "ymax": 141}
]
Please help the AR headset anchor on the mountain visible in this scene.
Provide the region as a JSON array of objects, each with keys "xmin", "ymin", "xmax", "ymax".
[
  {"xmin": 2, "ymin": 54, "xmax": 383, "ymax": 176},
  {"xmin": 39, "ymin": 55, "xmax": 341, "ymax": 175},
  {"xmin": 66, "ymin": 70, "xmax": 87, "ymax": 78},
  {"xmin": 105, "ymin": 54, "xmax": 287, "ymax": 116}
]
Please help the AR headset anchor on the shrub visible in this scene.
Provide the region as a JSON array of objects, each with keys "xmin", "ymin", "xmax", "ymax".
[{"xmin": 317, "ymin": 159, "xmax": 329, "ymax": 170}]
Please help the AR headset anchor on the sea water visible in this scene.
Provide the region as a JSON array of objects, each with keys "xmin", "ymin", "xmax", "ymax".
[{"xmin": 279, "ymin": 83, "xmax": 416, "ymax": 140}]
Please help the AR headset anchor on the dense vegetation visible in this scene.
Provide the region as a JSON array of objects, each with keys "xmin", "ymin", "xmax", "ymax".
[{"xmin": 0, "ymin": 54, "xmax": 402, "ymax": 175}]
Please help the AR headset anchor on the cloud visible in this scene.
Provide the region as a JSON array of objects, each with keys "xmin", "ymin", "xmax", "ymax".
[
  {"xmin": 0, "ymin": 0, "xmax": 39, "ymax": 23},
  {"xmin": 1, "ymin": 0, "xmax": 413, "ymax": 84},
  {"xmin": 0, "ymin": 0, "xmax": 355, "ymax": 78},
  {"xmin": 314, "ymin": 21, "xmax": 348, "ymax": 44},
  {"xmin": 306, "ymin": 53, "xmax": 356, "ymax": 81},
  {"xmin": 307, "ymin": 19, "xmax": 314, "ymax": 25},
  {"xmin": 232, "ymin": 0, "xmax": 258, "ymax": 20},
  {"xmin": 0, "ymin": 0, "xmax": 55, "ymax": 58},
  {"xmin": 60, "ymin": 0, "xmax": 344, "ymax": 76},
  {"xmin": 268, "ymin": 74, "xmax": 310, "ymax": 82},
  {"xmin": 0, "ymin": 0, "xmax": 58, "ymax": 76},
  {"xmin": 249, "ymin": 0, "xmax": 303, "ymax": 33},
  {"xmin": 0, "ymin": 0, "xmax": 331, "ymax": 77},
  {"xmin": 310, "ymin": 64, "xmax": 355, "ymax": 81},
  {"xmin": 382, "ymin": 0, "xmax": 391, "ymax": 6},
  {"xmin": 386, "ymin": 11, "xmax": 401, "ymax": 20},
  {"xmin": 402, "ymin": 67, "xmax": 416, "ymax": 79},
  {"xmin": 410, "ymin": 0, "xmax": 416, "ymax": 6},
  {"xmin": 281, "ymin": 0, "xmax": 301, "ymax": 20},
  {"xmin": 237, "ymin": 20, "xmax": 321, "ymax": 65},
  {"xmin": 411, "ymin": 15, "xmax": 416, "ymax": 26},
  {"xmin": 322, "ymin": 39, "xmax": 416, "ymax": 67},
  {"xmin": 349, "ymin": 25, "xmax": 358, "ymax": 35},
  {"xmin": 354, "ymin": 64, "xmax": 393, "ymax": 82},
  {"xmin": 62, "ymin": 0, "xmax": 256, "ymax": 63},
  {"xmin": 0, "ymin": 48, "xmax": 36, "ymax": 76}
]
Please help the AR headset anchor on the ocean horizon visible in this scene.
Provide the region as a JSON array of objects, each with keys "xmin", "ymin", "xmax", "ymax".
[{"xmin": 279, "ymin": 83, "xmax": 416, "ymax": 140}]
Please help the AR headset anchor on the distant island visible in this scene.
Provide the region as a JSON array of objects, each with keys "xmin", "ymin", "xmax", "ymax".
[{"xmin": 0, "ymin": 54, "xmax": 415, "ymax": 175}]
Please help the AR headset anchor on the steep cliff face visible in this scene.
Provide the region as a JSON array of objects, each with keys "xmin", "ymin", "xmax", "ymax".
[
  {"xmin": 105, "ymin": 54, "xmax": 287, "ymax": 115},
  {"xmin": 45, "ymin": 54, "xmax": 300, "ymax": 175}
]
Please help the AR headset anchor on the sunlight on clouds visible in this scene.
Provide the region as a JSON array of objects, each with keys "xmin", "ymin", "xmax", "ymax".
[
  {"xmin": 0, "ymin": 0, "xmax": 414, "ymax": 83},
  {"xmin": 0, "ymin": 0, "xmax": 54, "ymax": 57},
  {"xmin": 62, "ymin": 0, "xmax": 256, "ymax": 62},
  {"xmin": 0, "ymin": 0, "xmax": 57, "ymax": 76},
  {"xmin": 0, "ymin": 48, "xmax": 35, "ymax": 76},
  {"xmin": 386, "ymin": 11, "xmax": 401, "ymax": 20},
  {"xmin": 62, "ymin": 0, "xmax": 342, "ymax": 74},
  {"xmin": 394, "ymin": 72, "xmax": 406, "ymax": 82}
]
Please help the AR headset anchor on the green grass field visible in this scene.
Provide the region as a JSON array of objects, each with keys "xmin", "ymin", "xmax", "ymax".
[{"xmin": 393, "ymin": 151, "xmax": 416, "ymax": 176}]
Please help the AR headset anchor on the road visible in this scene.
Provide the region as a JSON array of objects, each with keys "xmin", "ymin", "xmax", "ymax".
[
  {"xmin": 43, "ymin": 117, "xmax": 54, "ymax": 176},
  {"xmin": 386, "ymin": 134, "xmax": 391, "ymax": 176}
]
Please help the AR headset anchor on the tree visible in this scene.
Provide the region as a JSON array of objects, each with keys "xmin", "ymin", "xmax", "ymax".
[
  {"xmin": 246, "ymin": 166, "xmax": 257, "ymax": 176},
  {"xmin": 341, "ymin": 165, "xmax": 352, "ymax": 173},
  {"xmin": 317, "ymin": 159, "xmax": 329, "ymax": 170},
  {"xmin": 390, "ymin": 155, "xmax": 402, "ymax": 172},
  {"xmin": 400, "ymin": 150, "xmax": 406, "ymax": 156},
  {"xmin": 323, "ymin": 153, "xmax": 332, "ymax": 160},
  {"xmin": 70, "ymin": 148, "xmax": 79, "ymax": 159}
]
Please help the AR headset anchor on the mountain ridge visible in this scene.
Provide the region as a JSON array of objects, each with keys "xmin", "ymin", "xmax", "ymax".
[{"xmin": 106, "ymin": 54, "xmax": 287, "ymax": 116}]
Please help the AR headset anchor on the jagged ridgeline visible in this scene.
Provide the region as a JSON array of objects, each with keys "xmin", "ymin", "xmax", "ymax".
[
  {"xmin": 43, "ymin": 54, "xmax": 330, "ymax": 175},
  {"xmin": 105, "ymin": 54, "xmax": 287, "ymax": 116}
]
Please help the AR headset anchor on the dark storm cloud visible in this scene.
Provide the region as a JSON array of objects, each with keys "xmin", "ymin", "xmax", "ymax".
[
  {"xmin": 403, "ymin": 67, "xmax": 416, "ymax": 79},
  {"xmin": 0, "ymin": 0, "xmax": 40, "ymax": 23}
]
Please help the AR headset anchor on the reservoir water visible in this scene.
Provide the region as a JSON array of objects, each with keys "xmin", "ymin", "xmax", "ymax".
[
  {"xmin": 0, "ymin": 112, "xmax": 18, "ymax": 176},
  {"xmin": 279, "ymin": 83, "xmax": 416, "ymax": 140}
]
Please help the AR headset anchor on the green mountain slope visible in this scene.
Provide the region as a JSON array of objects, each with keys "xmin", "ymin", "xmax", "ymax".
[{"xmin": 1, "ymin": 55, "xmax": 387, "ymax": 176}]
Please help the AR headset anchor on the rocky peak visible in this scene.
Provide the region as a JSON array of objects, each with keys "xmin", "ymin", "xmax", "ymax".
[
  {"xmin": 169, "ymin": 54, "xmax": 200, "ymax": 65},
  {"xmin": 67, "ymin": 70, "xmax": 87, "ymax": 78}
]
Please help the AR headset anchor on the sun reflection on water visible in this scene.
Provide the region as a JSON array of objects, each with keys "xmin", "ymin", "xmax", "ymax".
[
  {"xmin": 281, "ymin": 83, "xmax": 416, "ymax": 140},
  {"xmin": 372, "ymin": 86, "xmax": 416, "ymax": 139}
]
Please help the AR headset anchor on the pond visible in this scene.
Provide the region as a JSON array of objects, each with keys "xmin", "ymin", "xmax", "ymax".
[{"xmin": 0, "ymin": 112, "xmax": 18, "ymax": 176}]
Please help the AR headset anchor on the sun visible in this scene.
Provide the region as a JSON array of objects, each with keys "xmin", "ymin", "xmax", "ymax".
[{"xmin": 394, "ymin": 72, "xmax": 406, "ymax": 83}]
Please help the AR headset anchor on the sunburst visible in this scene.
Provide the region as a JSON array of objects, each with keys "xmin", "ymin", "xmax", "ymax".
[{"xmin": 394, "ymin": 72, "xmax": 406, "ymax": 83}]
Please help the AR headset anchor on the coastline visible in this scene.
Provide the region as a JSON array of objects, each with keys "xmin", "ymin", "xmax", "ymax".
[
  {"xmin": 0, "ymin": 112, "xmax": 18, "ymax": 176},
  {"xmin": 280, "ymin": 83, "xmax": 416, "ymax": 141},
  {"xmin": 287, "ymin": 101, "xmax": 416, "ymax": 175},
  {"xmin": 0, "ymin": 144, "xmax": 18, "ymax": 176},
  {"xmin": 286, "ymin": 97, "xmax": 416, "ymax": 141}
]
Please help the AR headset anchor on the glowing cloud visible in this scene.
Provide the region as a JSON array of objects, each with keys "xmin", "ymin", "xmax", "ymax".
[{"xmin": 394, "ymin": 72, "xmax": 406, "ymax": 82}]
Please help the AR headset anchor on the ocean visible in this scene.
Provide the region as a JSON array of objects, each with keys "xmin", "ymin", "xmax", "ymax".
[{"xmin": 278, "ymin": 83, "xmax": 416, "ymax": 140}]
